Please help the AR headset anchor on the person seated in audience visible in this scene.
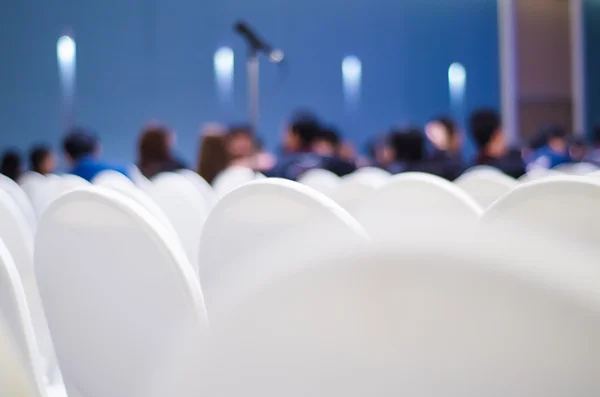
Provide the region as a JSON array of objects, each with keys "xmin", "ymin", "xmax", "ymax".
[
  {"xmin": 568, "ymin": 136, "xmax": 589, "ymax": 163},
  {"xmin": 29, "ymin": 145, "xmax": 57, "ymax": 175},
  {"xmin": 225, "ymin": 125, "xmax": 275, "ymax": 172},
  {"xmin": 0, "ymin": 149, "xmax": 23, "ymax": 181},
  {"xmin": 365, "ymin": 136, "xmax": 395, "ymax": 169},
  {"xmin": 268, "ymin": 118, "xmax": 356, "ymax": 180},
  {"xmin": 526, "ymin": 125, "xmax": 572, "ymax": 170},
  {"xmin": 470, "ymin": 109, "xmax": 525, "ymax": 178},
  {"xmin": 137, "ymin": 123, "xmax": 187, "ymax": 179},
  {"xmin": 312, "ymin": 127, "xmax": 340, "ymax": 157},
  {"xmin": 424, "ymin": 116, "xmax": 465, "ymax": 180},
  {"xmin": 63, "ymin": 127, "xmax": 129, "ymax": 182},
  {"xmin": 197, "ymin": 123, "xmax": 231, "ymax": 184},
  {"xmin": 522, "ymin": 127, "xmax": 550, "ymax": 163},
  {"xmin": 387, "ymin": 128, "xmax": 432, "ymax": 174}
]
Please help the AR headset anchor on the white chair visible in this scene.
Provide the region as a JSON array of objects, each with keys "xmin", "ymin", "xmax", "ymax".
[
  {"xmin": 483, "ymin": 176, "xmax": 600, "ymax": 246},
  {"xmin": 455, "ymin": 169, "xmax": 518, "ymax": 209},
  {"xmin": 176, "ymin": 169, "xmax": 216, "ymax": 209},
  {"xmin": 518, "ymin": 168, "xmax": 562, "ymax": 182},
  {"xmin": 355, "ymin": 172, "xmax": 483, "ymax": 240},
  {"xmin": 35, "ymin": 187, "xmax": 208, "ymax": 397},
  {"xmin": 330, "ymin": 177, "xmax": 379, "ymax": 216},
  {"xmin": 27, "ymin": 175, "xmax": 89, "ymax": 220},
  {"xmin": 212, "ymin": 166, "xmax": 258, "ymax": 197},
  {"xmin": 0, "ymin": 189, "xmax": 57, "ymax": 384},
  {"xmin": 297, "ymin": 168, "xmax": 340, "ymax": 196},
  {"xmin": 0, "ymin": 313, "xmax": 45, "ymax": 397},
  {"xmin": 197, "ymin": 224, "xmax": 600, "ymax": 396},
  {"xmin": 92, "ymin": 170, "xmax": 175, "ymax": 233},
  {"xmin": 349, "ymin": 166, "xmax": 391, "ymax": 185},
  {"xmin": 198, "ymin": 178, "xmax": 367, "ymax": 316},
  {"xmin": 0, "ymin": 175, "xmax": 36, "ymax": 232},
  {"xmin": 553, "ymin": 162, "xmax": 598, "ymax": 175},
  {"xmin": 151, "ymin": 173, "xmax": 210, "ymax": 273},
  {"xmin": 128, "ymin": 165, "xmax": 154, "ymax": 193},
  {"xmin": 19, "ymin": 172, "xmax": 46, "ymax": 200}
]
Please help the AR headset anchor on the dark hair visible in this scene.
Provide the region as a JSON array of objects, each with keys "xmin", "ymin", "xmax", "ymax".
[
  {"xmin": 291, "ymin": 119, "xmax": 321, "ymax": 150},
  {"xmin": 470, "ymin": 109, "xmax": 501, "ymax": 149},
  {"xmin": 138, "ymin": 124, "xmax": 171, "ymax": 170},
  {"xmin": 29, "ymin": 145, "xmax": 52, "ymax": 174},
  {"xmin": 197, "ymin": 134, "xmax": 230, "ymax": 185},
  {"xmin": 63, "ymin": 127, "xmax": 98, "ymax": 161},
  {"xmin": 316, "ymin": 127, "xmax": 341, "ymax": 147},
  {"xmin": 0, "ymin": 149, "xmax": 22, "ymax": 181},
  {"xmin": 228, "ymin": 124, "xmax": 254, "ymax": 137},
  {"xmin": 390, "ymin": 128, "xmax": 425, "ymax": 162},
  {"xmin": 432, "ymin": 116, "xmax": 458, "ymax": 139}
]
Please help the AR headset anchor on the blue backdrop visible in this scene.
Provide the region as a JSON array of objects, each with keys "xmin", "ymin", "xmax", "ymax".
[
  {"xmin": 0, "ymin": 0, "xmax": 500, "ymax": 165},
  {"xmin": 585, "ymin": 0, "xmax": 600, "ymax": 139}
]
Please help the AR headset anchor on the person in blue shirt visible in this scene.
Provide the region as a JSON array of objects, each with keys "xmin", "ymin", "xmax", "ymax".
[
  {"xmin": 424, "ymin": 116, "xmax": 466, "ymax": 180},
  {"xmin": 63, "ymin": 127, "xmax": 130, "ymax": 182},
  {"xmin": 526, "ymin": 125, "xmax": 572, "ymax": 170}
]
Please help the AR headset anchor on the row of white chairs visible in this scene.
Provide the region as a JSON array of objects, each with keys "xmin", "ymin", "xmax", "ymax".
[{"xmin": 0, "ymin": 164, "xmax": 599, "ymax": 395}]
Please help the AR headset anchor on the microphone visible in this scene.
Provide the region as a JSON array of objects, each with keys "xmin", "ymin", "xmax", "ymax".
[{"xmin": 234, "ymin": 21, "xmax": 284, "ymax": 63}]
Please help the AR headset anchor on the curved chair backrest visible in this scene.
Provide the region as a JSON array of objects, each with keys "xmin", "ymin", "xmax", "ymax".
[
  {"xmin": 19, "ymin": 172, "xmax": 46, "ymax": 200},
  {"xmin": 297, "ymin": 168, "xmax": 340, "ymax": 196},
  {"xmin": 198, "ymin": 226, "xmax": 600, "ymax": 396},
  {"xmin": 0, "ymin": 237, "xmax": 46, "ymax": 397},
  {"xmin": 483, "ymin": 177, "xmax": 600, "ymax": 245},
  {"xmin": 212, "ymin": 166, "xmax": 257, "ymax": 197},
  {"xmin": 35, "ymin": 187, "xmax": 208, "ymax": 397},
  {"xmin": 0, "ymin": 175, "xmax": 36, "ymax": 233},
  {"xmin": 355, "ymin": 172, "xmax": 482, "ymax": 240},
  {"xmin": 151, "ymin": 173, "xmax": 210, "ymax": 273},
  {"xmin": 128, "ymin": 165, "xmax": 153, "ymax": 191},
  {"xmin": 0, "ymin": 314, "xmax": 44, "ymax": 397},
  {"xmin": 330, "ymin": 178, "xmax": 379, "ymax": 216},
  {"xmin": 342, "ymin": 167, "xmax": 390, "ymax": 187},
  {"xmin": 176, "ymin": 169, "xmax": 216, "ymax": 209},
  {"xmin": 198, "ymin": 178, "xmax": 367, "ymax": 316},
  {"xmin": 0, "ymin": 190, "xmax": 56, "ymax": 382},
  {"xmin": 455, "ymin": 169, "xmax": 518, "ymax": 209},
  {"xmin": 553, "ymin": 162, "xmax": 598, "ymax": 175},
  {"xmin": 93, "ymin": 170, "xmax": 175, "ymax": 233},
  {"xmin": 518, "ymin": 168, "xmax": 563, "ymax": 182}
]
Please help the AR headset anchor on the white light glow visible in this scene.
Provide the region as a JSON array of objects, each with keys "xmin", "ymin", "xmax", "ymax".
[
  {"xmin": 269, "ymin": 49, "xmax": 284, "ymax": 63},
  {"xmin": 214, "ymin": 47, "xmax": 234, "ymax": 102},
  {"xmin": 57, "ymin": 35, "xmax": 76, "ymax": 66},
  {"xmin": 448, "ymin": 62, "xmax": 466, "ymax": 93},
  {"xmin": 342, "ymin": 56, "xmax": 362, "ymax": 107},
  {"xmin": 57, "ymin": 34, "xmax": 76, "ymax": 127}
]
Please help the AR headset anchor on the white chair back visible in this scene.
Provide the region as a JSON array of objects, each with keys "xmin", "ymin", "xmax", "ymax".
[
  {"xmin": 348, "ymin": 166, "xmax": 391, "ymax": 185},
  {"xmin": 297, "ymin": 168, "xmax": 340, "ymax": 196},
  {"xmin": 198, "ymin": 225, "xmax": 600, "ymax": 396},
  {"xmin": 198, "ymin": 178, "xmax": 367, "ymax": 316},
  {"xmin": 151, "ymin": 173, "xmax": 210, "ymax": 272},
  {"xmin": 0, "ymin": 190, "xmax": 56, "ymax": 382},
  {"xmin": 554, "ymin": 162, "xmax": 598, "ymax": 175},
  {"xmin": 176, "ymin": 169, "xmax": 216, "ymax": 209},
  {"xmin": 35, "ymin": 187, "xmax": 208, "ymax": 397},
  {"xmin": 0, "ymin": 175, "xmax": 36, "ymax": 232},
  {"xmin": 19, "ymin": 172, "xmax": 46, "ymax": 200},
  {"xmin": 519, "ymin": 168, "xmax": 562, "ymax": 182},
  {"xmin": 355, "ymin": 172, "xmax": 482, "ymax": 240},
  {"xmin": 0, "ymin": 238, "xmax": 46, "ymax": 397},
  {"xmin": 455, "ymin": 169, "xmax": 518, "ymax": 209},
  {"xmin": 483, "ymin": 176, "xmax": 600, "ymax": 245},
  {"xmin": 330, "ymin": 177, "xmax": 379, "ymax": 216},
  {"xmin": 212, "ymin": 166, "xmax": 257, "ymax": 197}
]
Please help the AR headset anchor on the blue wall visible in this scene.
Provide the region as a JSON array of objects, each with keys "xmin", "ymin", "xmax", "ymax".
[
  {"xmin": 585, "ymin": 0, "xmax": 600, "ymax": 138},
  {"xmin": 0, "ymin": 0, "xmax": 500, "ymax": 164}
]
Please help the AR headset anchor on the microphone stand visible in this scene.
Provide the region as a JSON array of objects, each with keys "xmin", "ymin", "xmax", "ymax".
[{"xmin": 247, "ymin": 48, "xmax": 260, "ymax": 132}]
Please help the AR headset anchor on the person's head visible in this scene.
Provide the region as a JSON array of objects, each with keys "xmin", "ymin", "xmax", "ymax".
[
  {"xmin": 0, "ymin": 150, "xmax": 22, "ymax": 181},
  {"xmin": 539, "ymin": 124, "xmax": 569, "ymax": 153},
  {"xmin": 389, "ymin": 127, "xmax": 425, "ymax": 163},
  {"xmin": 312, "ymin": 127, "xmax": 341, "ymax": 157},
  {"xmin": 568, "ymin": 135, "xmax": 588, "ymax": 161},
  {"xmin": 283, "ymin": 112, "xmax": 321, "ymax": 153},
  {"xmin": 227, "ymin": 125, "xmax": 256, "ymax": 160},
  {"xmin": 138, "ymin": 123, "xmax": 173, "ymax": 167},
  {"xmin": 62, "ymin": 127, "xmax": 100, "ymax": 166},
  {"xmin": 197, "ymin": 124, "xmax": 230, "ymax": 184},
  {"xmin": 470, "ymin": 109, "xmax": 506, "ymax": 158},
  {"xmin": 367, "ymin": 136, "xmax": 395, "ymax": 167},
  {"xmin": 29, "ymin": 145, "xmax": 56, "ymax": 175},
  {"xmin": 426, "ymin": 116, "xmax": 462, "ymax": 154}
]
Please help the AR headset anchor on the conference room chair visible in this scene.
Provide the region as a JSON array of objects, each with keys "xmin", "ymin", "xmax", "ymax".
[
  {"xmin": 518, "ymin": 168, "xmax": 563, "ymax": 182},
  {"xmin": 297, "ymin": 168, "xmax": 340, "ymax": 196},
  {"xmin": 176, "ymin": 169, "xmax": 216, "ymax": 209},
  {"xmin": 197, "ymin": 178, "xmax": 367, "ymax": 318},
  {"xmin": 342, "ymin": 166, "xmax": 390, "ymax": 187},
  {"xmin": 197, "ymin": 223, "xmax": 600, "ymax": 396},
  {"xmin": 454, "ymin": 168, "xmax": 518, "ymax": 209},
  {"xmin": 35, "ymin": 187, "xmax": 208, "ymax": 397},
  {"xmin": 0, "ymin": 174, "xmax": 37, "ymax": 232},
  {"xmin": 150, "ymin": 172, "xmax": 210, "ymax": 271},
  {"xmin": 553, "ymin": 162, "xmax": 598, "ymax": 175},
  {"xmin": 0, "ymin": 189, "xmax": 58, "ymax": 385},
  {"xmin": 354, "ymin": 172, "xmax": 482, "ymax": 241},
  {"xmin": 329, "ymin": 176, "xmax": 379, "ymax": 216},
  {"xmin": 212, "ymin": 166, "xmax": 259, "ymax": 197},
  {"xmin": 482, "ymin": 177, "xmax": 600, "ymax": 246}
]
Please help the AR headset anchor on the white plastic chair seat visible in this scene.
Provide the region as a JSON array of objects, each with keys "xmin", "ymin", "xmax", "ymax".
[{"xmin": 297, "ymin": 168, "xmax": 340, "ymax": 196}]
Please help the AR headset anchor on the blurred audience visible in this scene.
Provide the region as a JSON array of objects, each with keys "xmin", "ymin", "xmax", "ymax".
[
  {"xmin": 424, "ymin": 116, "xmax": 465, "ymax": 180},
  {"xmin": 526, "ymin": 125, "xmax": 571, "ymax": 170},
  {"xmin": 471, "ymin": 109, "xmax": 525, "ymax": 178},
  {"xmin": 138, "ymin": 123, "xmax": 187, "ymax": 179},
  {"xmin": 387, "ymin": 128, "xmax": 426, "ymax": 174},
  {"xmin": 29, "ymin": 145, "xmax": 57, "ymax": 175},
  {"xmin": 0, "ymin": 149, "xmax": 22, "ymax": 181},
  {"xmin": 197, "ymin": 124, "xmax": 230, "ymax": 184},
  {"xmin": 366, "ymin": 136, "xmax": 395, "ymax": 170},
  {"xmin": 63, "ymin": 127, "xmax": 129, "ymax": 182}
]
